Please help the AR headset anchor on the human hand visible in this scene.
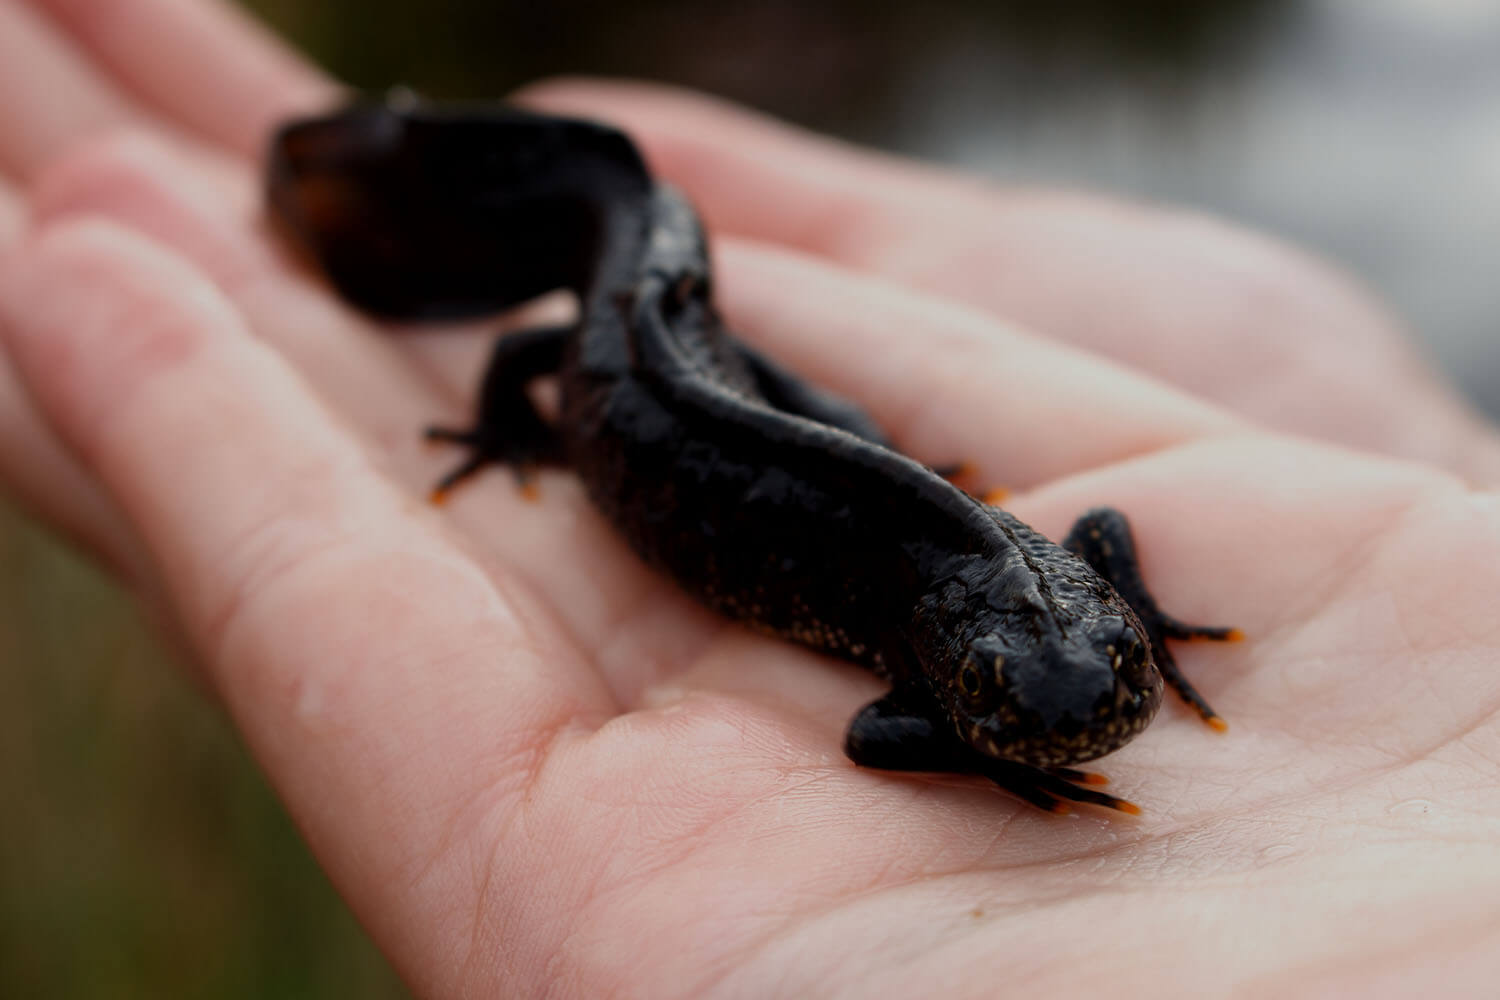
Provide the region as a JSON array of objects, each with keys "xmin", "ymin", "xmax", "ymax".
[{"xmin": 2, "ymin": 1, "xmax": 1498, "ymax": 996}]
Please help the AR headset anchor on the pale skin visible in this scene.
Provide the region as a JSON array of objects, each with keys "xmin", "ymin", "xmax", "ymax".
[{"xmin": 2, "ymin": 1, "xmax": 1500, "ymax": 997}]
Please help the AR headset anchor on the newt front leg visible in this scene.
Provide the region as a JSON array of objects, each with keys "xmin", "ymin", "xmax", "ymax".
[
  {"xmin": 844, "ymin": 687, "xmax": 1140, "ymax": 814},
  {"xmin": 1064, "ymin": 507, "xmax": 1242, "ymax": 730},
  {"xmin": 426, "ymin": 323, "xmax": 571, "ymax": 501}
]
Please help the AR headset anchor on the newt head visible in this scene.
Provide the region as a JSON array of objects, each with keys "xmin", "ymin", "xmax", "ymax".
[{"xmin": 946, "ymin": 614, "xmax": 1165, "ymax": 768}]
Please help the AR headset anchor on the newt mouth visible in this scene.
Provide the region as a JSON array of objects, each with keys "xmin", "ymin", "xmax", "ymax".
[{"xmin": 964, "ymin": 672, "xmax": 1164, "ymax": 767}]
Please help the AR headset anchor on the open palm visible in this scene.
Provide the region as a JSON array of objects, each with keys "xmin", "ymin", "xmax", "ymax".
[{"xmin": 2, "ymin": 2, "xmax": 1498, "ymax": 996}]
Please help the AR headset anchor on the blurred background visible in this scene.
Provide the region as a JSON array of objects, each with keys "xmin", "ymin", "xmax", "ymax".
[{"xmin": 4, "ymin": 0, "xmax": 1497, "ymax": 995}]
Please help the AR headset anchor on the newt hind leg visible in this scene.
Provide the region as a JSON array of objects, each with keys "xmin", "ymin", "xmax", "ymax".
[
  {"xmin": 1064, "ymin": 507, "xmax": 1242, "ymax": 730},
  {"xmin": 427, "ymin": 324, "xmax": 570, "ymax": 501}
]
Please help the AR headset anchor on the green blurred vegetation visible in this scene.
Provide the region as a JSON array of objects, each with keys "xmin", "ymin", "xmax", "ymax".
[{"xmin": 0, "ymin": 505, "xmax": 408, "ymax": 997}]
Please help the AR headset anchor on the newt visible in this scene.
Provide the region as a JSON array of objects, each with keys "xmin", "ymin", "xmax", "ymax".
[{"xmin": 266, "ymin": 99, "xmax": 1240, "ymax": 814}]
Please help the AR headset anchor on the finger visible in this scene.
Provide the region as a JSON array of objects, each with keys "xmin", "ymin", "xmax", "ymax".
[
  {"xmin": 522, "ymin": 79, "xmax": 1500, "ymax": 482},
  {"xmin": 516, "ymin": 79, "xmax": 1376, "ymax": 353},
  {"xmin": 0, "ymin": 218, "xmax": 618, "ymax": 983},
  {"xmin": 28, "ymin": 0, "xmax": 337, "ymax": 158},
  {"xmin": 711, "ymin": 239, "xmax": 1242, "ymax": 489},
  {"xmin": 0, "ymin": 0, "xmax": 148, "ymax": 178}
]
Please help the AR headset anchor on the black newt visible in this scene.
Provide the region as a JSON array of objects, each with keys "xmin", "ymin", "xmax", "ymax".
[{"xmin": 266, "ymin": 100, "xmax": 1240, "ymax": 814}]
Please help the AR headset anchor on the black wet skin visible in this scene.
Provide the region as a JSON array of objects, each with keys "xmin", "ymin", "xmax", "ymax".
[{"xmin": 267, "ymin": 101, "xmax": 1239, "ymax": 813}]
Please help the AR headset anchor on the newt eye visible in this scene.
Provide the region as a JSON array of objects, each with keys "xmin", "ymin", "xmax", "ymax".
[{"xmin": 958, "ymin": 662, "xmax": 983, "ymax": 698}]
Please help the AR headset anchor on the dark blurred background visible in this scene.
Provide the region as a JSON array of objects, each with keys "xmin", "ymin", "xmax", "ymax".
[{"xmin": 4, "ymin": 1, "xmax": 1497, "ymax": 995}]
